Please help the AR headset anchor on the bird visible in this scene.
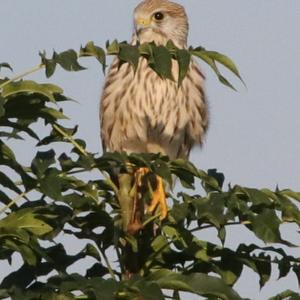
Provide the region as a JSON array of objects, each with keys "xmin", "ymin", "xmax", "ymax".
[{"xmin": 100, "ymin": 0, "xmax": 209, "ymax": 224}]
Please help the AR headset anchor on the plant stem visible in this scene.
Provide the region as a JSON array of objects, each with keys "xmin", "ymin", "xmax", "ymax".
[
  {"xmin": 0, "ymin": 64, "xmax": 44, "ymax": 89},
  {"xmin": 0, "ymin": 189, "xmax": 32, "ymax": 216},
  {"xmin": 75, "ymin": 296, "xmax": 88, "ymax": 300},
  {"xmin": 115, "ymin": 245, "xmax": 125, "ymax": 279},
  {"xmin": 53, "ymin": 124, "xmax": 88, "ymax": 157},
  {"xmin": 142, "ymin": 212, "xmax": 161, "ymax": 227},
  {"xmin": 142, "ymin": 239, "xmax": 173, "ymax": 274},
  {"xmin": 103, "ymin": 172, "xmax": 119, "ymax": 194},
  {"xmin": 191, "ymin": 220, "xmax": 252, "ymax": 232},
  {"xmin": 98, "ymin": 246, "xmax": 117, "ymax": 281}
]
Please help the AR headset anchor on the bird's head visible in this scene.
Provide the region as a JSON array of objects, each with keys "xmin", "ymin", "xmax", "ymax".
[{"xmin": 133, "ymin": 0, "xmax": 189, "ymax": 47}]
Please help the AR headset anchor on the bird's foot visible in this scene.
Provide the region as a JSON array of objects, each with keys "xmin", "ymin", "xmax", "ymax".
[{"xmin": 134, "ymin": 167, "xmax": 168, "ymax": 220}]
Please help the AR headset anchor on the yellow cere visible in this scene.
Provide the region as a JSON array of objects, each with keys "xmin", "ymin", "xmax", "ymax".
[{"xmin": 136, "ymin": 18, "xmax": 151, "ymax": 27}]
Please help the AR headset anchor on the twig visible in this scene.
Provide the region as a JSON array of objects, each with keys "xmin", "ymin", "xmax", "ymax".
[
  {"xmin": 191, "ymin": 220, "xmax": 252, "ymax": 232},
  {"xmin": 142, "ymin": 212, "xmax": 162, "ymax": 227},
  {"xmin": 115, "ymin": 245, "xmax": 125, "ymax": 279},
  {"xmin": 53, "ymin": 124, "xmax": 88, "ymax": 157},
  {"xmin": 0, "ymin": 189, "xmax": 32, "ymax": 216},
  {"xmin": 98, "ymin": 246, "xmax": 117, "ymax": 281},
  {"xmin": 0, "ymin": 64, "xmax": 44, "ymax": 89}
]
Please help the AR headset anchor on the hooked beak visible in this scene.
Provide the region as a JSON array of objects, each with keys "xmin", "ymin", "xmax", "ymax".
[{"xmin": 135, "ymin": 18, "xmax": 151, "ymax": 33}]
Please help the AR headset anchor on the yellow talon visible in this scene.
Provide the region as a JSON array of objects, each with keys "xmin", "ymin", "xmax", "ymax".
[
  {"xmin": 147, "ymin": 175, "xmax": 167, "ymax": 220},
  {"xmin": 134, "ymin": 168, "xmax": 168, "ymax": 220}
]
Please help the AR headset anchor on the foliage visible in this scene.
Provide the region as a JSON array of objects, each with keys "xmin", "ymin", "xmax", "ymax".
[{"xmin": 0, "ymin": 41, "xmax": 299, "ymax": 300}]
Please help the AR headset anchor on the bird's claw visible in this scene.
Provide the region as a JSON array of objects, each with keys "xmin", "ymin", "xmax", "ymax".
[{"xmin": 134, "ymin": 167, "xmax": 168, "ymax": 220}]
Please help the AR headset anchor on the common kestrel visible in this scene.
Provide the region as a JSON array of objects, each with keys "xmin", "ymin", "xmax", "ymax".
[{"xmin": 100, "ymin": 0, "xmax": 209, "ymax": 220}]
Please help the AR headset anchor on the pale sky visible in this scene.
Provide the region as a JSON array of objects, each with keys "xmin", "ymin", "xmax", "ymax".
[{"xmin": 1, "ymin": 1, "xmax": 300, "ymax": 299}]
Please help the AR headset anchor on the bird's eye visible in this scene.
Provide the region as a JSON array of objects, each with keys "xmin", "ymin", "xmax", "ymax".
[{"xmin": 153, "ymin": 12, "xmax": 164, "ymax": 21}]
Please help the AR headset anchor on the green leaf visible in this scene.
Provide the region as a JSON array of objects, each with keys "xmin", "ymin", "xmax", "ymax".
[
  {"xmin": 139, "ymin": 42, "xmax": 153, "ymax": 56},
  {"xmin": 1, "ymin": 264, "xmax": 36, "ymax": 289},
  {"xmin": 207, "ymin": 169, "xmax": 225, "ymax": 189},
  {"xmin": 280, "ymin": 189, "xmax": 300, "ymax": 202},
  {"xmin": 278, "ymin": 257, "xmax": 291, "ymax": 279},
  {"xmin": 191, "ymin": 50, "xmax": 236, "ymax": 91},
  {"xmin": 243, "ymin": 188, "xmax": 273, "ymax": 208},
  {"xmin": 106, "ymin": 40, "xmax": 120, "ymax": 55},
  {"xmin": 0, "ymin": 171, "xmax": 22, "ymax": 194},
  {"xmin": 0, "ymin": 96, "xmax": 5, "ymax": 117},
  {"xmin": 268, "ymin": 290, "xmax": 300, "ymax": 300},
  {"xmin": 166, "ymin": 40, "xmax": 177, "ymax": 56},
  {"xmin": 0, "ymin": 140, "xmax": 16, "ymax": 160},
  {"xmin": 171, "ymin": 159, "xmax": 199, "ymax": 188},
  {"xmin": 133, "ymin": 279, "xmax": 165, "ymax": 300},
  {"xmin": 0, "ymin": 289, "xmax": 9, "ymax": 298},
  {"xmin": 250, "ymin": 209, "xmax": 282, "ymax": 243},
  {"xmin": 2, "ymin": 80, "xmax": 63, "ymax": 102},
  {"xmin": 118, "ymin": 43, "xmax": 140, "ymax": 71},
  {"xmin": 170, "ymin": 202, "xmax": 189, "ymax": 223},
  {"xmin": 195, "ymin": 193, "xmax": 226, "ymax": 228},
  {"xmin": 37, "ymin": 125, "xmax": 77, "ymax": 146},
  {"xmin": 40, "ymin": 51, "xmax": 57, "ymax": 78},
  {"xmin": 39, "ymin": 170, "xmax": 65, "ymax": 200},
  {"xmin": 31, "ymin": 150, "xmax": 56, "ymax": 178},
  {"xmin": 215, "ymin": 255, "xmax": 243, "ymax": 286},
  {"xmin": 148, "ymin": 270, "xmax": 243, "ymax": 300},
  {"xmin": 80, "ymin": 41, "xmax": 106, "ymax": 72},
  {"xmin": 84, "ymin": 243, "xmax": 101, "ymax": 261},
  {"xmin": 203, "ymin": 51, "xmax": 245, "ymax": 84},
  {"xmin": 176, "ymin": 49, "xmax": 191, "ymax": 86},
  {"xmin": 18, "ymin": 244, "xmax": 37, "ymax": 266},
  {"xmin": 278, "ymin": 195, "xmax": 300, "ymax": 225},
  {"xmin": 0, "ymin": 63, "xmax": 13, "ymax": 72},
  {"xmin": 153, "ymin": 160, "xmax": 173, "ymax": 186},
  {"xmin": 0, "ymin": 209, "xmax": 53, "ymax": 237},
  {"xmin": 40, "ymin": 107, "xmax": 68, "ymax": 120},
  {"xmin": 149, "ymin": 45, "xmax": 173, "ymax": 80},
  {"xmin": 256, "ymin": 253, "xmax": 272, "ymax": 288},
  {"xmin": 1, "ymin": 119, "xmax": 40, "ymax": 140},
  {"xmin": 54, "ymin": 50, "xmax": 86, "ymax": 72},
  {"xmin": 218, "ymin": 226, "xmax": 226, "ymax": 245},
  {"xmin": 0, "ymin": 190, "xmax": 15, "ymax": 208}
]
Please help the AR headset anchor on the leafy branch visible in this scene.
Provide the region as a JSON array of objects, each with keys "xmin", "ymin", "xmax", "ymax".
[
  {"xmin": 0, "ymin": 40, "xmax": 299, "ymax": 300},
  {"xmin": 1, "ymin": 40, "xmax": 243, "ymax": 93}
]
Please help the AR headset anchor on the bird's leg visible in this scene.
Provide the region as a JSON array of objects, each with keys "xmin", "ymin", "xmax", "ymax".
[
  {"xmin": 134, "ymin": 167, "xmax": 168, "ymax": 220},
  {"xmin": 147, "ymin": 174, "xmax": 168, "ymax": 220}
]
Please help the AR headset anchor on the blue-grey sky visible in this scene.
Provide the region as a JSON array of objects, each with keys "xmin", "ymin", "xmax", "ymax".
[{"xmin": 1, "ymin": 1, "xmax": 300, "ymax": 299}]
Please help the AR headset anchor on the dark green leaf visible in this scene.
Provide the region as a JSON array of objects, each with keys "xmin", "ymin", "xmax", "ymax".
[
  {"xmin": 80, "ymin": 41, "xmax": 106, "ymax": 72},
  {"xmin": 203, "ymin": 51, "xmax": 244, "ymax": 84},
  {"xmin": 191, "ymin": 50, "xmax": 236, "ymax": 91},
  {"xmin": 207, "ymin": 169, "xmax": 225, "ymax": 189},
  {"xmin": 148, "ymin": 270, "xmax": 243, "ymax": 300},
  {"xmin": 40, "ymin": 51, "xmax": 57, "ymax": 78},
  {"xmin": 176, "ymin": 49, "xmax": 191, "ymax": 86},
  {"xmin": 40, "ymin": 107, "xmax": 68, "ymax": 120},
  {"xmin": 133, "ymin": 279, "xmax": 164, "ymax": 300},
  {"xmin": 149, "ymin": 45, "xmax": 173, "ymax": 80},
  {"xmin": 0, "ymin": 96, "xmax": 5, "ymax": 117},
  {"xmin": 268, "ymin": 290, "xmax": 300, "ymax": 300},
  {"xmin": 0, "ymin": 140, "xmax": 16, "ymax": 160},
  {"xmin": 0, "ymin": 63, "xmax": 13, "ymax": 72},
  {"xmin": 54, "ymin": 50, "xmax": 86, "ymax": 72},
  {"xmin": 0, "ymin": 171, "xmax": 22, "ymax": 194},
  {"xmin": 39, "ymin": 170, "xmax": 65, "ymax": 200},
  {"xmin": 106, "ymin": 40, "xmax": 120, "ymax": 55},
  {"xmin": 31, "ymin": 150, "xmax": 56, "ymax": 178},
  {"xmin": 250, "ymin": 209, "xmax": 282, "ymax": 243},
  {"xmin": 0, "ymin": 190, "xmax": 15, "ymax": 208},
  {"xmin": 2, "ymin": 80, "xmax": 63, "ymax": 102},
  {"xmin": 118, "ymin": 43, "xmax": 140, "ymax": 71}
]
